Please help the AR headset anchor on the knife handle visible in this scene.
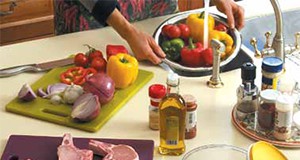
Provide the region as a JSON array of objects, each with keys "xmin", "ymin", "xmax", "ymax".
[{"xmin": 0, "ymin": 64, "xmax": 38, "ymax": 77}]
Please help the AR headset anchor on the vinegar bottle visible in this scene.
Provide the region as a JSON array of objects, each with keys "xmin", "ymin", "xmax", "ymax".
[{"xmin": 158, "ymin": 72, "xmax": 186, "ymax": 156}]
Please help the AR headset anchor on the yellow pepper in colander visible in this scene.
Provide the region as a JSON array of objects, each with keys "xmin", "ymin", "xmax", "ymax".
[
  {"xmin": 186, "ymin": 12, "xmax": 215, "ymax": 43},
  {"xmin": 209, "ymin": 30, "xmax": 234, "ymax": 59}
]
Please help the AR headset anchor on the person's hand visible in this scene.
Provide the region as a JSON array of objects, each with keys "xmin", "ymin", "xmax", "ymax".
[
  {"xmin": 212, "ymin": 0, "xmax": 245, "ymax": 30},
  {"xmin": 107, "ymin": 8, "xmax": 165, "ymax": 64},
  {"xmin": 125, "ymin": 26, "xmax": 165, "ymax": 64}
]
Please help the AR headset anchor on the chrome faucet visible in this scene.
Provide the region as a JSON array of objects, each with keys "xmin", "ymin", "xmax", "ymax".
[
  {"xmin": 249, "ymin": 0, "xmax": 285, "ymax": 61},
  {"xmin": 207, "ymin": 39, "xmax": 225, "ymax": 88},
  {"xmin": 250, "ymin": 0, "xmax": 300, "ymax": 64},
  {"xmin": 270, "ymin": 0, "xmax": 285, "ymax": 63}
]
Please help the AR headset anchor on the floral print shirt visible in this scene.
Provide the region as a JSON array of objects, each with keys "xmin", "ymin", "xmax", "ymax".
[{"xmin": 54, "ymin": 0, "xmax": 178, "ymax": 35}]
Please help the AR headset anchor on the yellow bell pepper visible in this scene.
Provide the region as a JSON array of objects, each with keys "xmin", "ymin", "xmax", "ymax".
[
  {"xmin": 186, "ymin": 12, "xmax": 215, "ymax": 43},
  {"xmin": 107, "ymin": 53, "xmax": 139, "ymax": 89},
  {"xmin": 209, "ymin": 30, "xmax": 234, "ymax": 59}
]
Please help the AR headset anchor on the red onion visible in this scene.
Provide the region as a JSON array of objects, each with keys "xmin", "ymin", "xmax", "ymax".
[
  {"xmin": 71, "ymin": 93, "xmax": 100, "ymax": 122},
  {"xmin": 18, "ymin": 83, "xmax": 37, "ymax": 101},
  {"xmin": 47, "ymin": 83, "xmax": 68, "ymax": 94},
  {"xmin": 37, "ymin": 87, "xmax": 48, "ymax": 98},
  {"xmin": 83, "ymin": 73, "xmax": 115, "ymax": 104}
]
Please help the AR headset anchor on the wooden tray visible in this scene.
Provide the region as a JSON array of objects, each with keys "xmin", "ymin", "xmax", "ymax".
[
  {"xmin": 231, "ymin": 106, "xmax": 300, "ymax": 148},
  {"xmin": 5, "ymin": 66, "xmax": 153, "ymax": 132},
  {"xmin": 1, "ymin": 135, "xmax": 154, "ymax": 160}
]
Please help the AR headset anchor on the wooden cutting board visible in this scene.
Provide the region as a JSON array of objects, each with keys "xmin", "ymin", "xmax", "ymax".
[
  {"xmin": 1, "ymin": 135, "xmax": 154, "ymax": 160},
  {"xmin": 5, "ymin": 66, "xmax": 153, "ymax": 132}
]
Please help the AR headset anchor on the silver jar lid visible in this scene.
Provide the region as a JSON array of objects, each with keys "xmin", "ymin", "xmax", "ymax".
[{"xmin": 260, "ymin": 89, "xmax": 281, "ymax": 103}]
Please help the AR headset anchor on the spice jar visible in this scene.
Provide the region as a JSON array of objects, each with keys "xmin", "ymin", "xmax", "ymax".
[
  {"xmin": 257, "ymin": 89, "xmax": 281, "ymax": 131},
  {"xmin": 261, "ymin": 57, "xmax": 283, "ymax": 90},
  {"xmin": 148, "ymin": 84, "xmax": 166, "ymax": 130},
  {"xmin": 236, "ymin": 62, "xmax": 259, "ymax": 120},
  {"xmin": 273, "ymin": 94, "xmax": 294, "ymax": 140},
  {"xmin": 182, "ymin": 94, "xmax": 197, "ymax": 139}
]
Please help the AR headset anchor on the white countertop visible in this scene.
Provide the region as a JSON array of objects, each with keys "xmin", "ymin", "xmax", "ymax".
[{"xmin": 1, "ymin": 0, "xmax": 299, "ymax": 159}]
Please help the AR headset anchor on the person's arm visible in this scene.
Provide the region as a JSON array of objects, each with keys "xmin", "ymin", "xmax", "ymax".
[
  {"xmin": 106, "ymin": 8, "xmax": 165, "ymax": 64},
  {"xmin": 79, "ymin": 0, "xmax": 165, "ymax": 64}
]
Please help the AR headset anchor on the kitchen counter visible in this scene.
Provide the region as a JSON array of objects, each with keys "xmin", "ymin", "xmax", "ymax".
[{"xmin": 0, "ymin": 0, "xmax": 299, "ymax": 159}]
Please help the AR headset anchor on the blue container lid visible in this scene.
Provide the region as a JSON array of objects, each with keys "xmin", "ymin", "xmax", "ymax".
[{"xmin": 262, "ymin": 57, "xmax": 283, "ymax": 73}]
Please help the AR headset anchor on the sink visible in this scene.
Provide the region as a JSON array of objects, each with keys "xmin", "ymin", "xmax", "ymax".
[
  {"xmin": 241, "ymin": 9, "xmax": 300, "ymax": 53},
  {"xmin": 241, "ymin": 9, "xmax": 300, "ymax": 82}
]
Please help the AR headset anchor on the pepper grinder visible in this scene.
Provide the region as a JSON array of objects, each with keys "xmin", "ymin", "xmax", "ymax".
[
  {"xmin": 207, "ymin": 39, "xmax": 225, "ymax": 88},
  {"xmin": 236, "ymin": 62, "xmax": 259, "ymax": 120}
]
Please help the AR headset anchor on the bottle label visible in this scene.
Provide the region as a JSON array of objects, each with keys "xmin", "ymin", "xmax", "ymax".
[
  {"xmin": 166, "ymin": 116, "xmax": 179, "ymax": 145},
  {"xmin": 262, "ymin": 75, "xmax": 281, "ymax": 90},
  {"xmin": 186, "ymin": 110, "xmax": 197, "ymax": 131},
  {"xmin": 274, "ymin": 109, "xmax": 293, "ymax": 133},
  {"xmin": 149, "ymin": 105, "xmax": 159, "ymax": 130}
]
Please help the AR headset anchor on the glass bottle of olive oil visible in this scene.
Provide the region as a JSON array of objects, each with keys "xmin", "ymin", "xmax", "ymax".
[{"xmin": 158, "ymin": 72, "xmax": 186, "ymax": 156}]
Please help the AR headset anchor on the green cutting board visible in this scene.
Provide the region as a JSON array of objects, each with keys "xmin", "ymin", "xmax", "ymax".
[{"xmin": 5, "ymin": 66, "xmax": 153, "ymax": 132}]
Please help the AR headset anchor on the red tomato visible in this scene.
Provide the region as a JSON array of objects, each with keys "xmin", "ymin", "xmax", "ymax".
[
  {"xmin": 90, "ymin": 57, "xmax": 107, "ymax": 73},
  {"xmin": 84, "ymin": 44, "xmax": 103, "ymax": 62},
  {"xmin": 177, "ymin": 24, "xmax": 190, "ymax": 39},
  {"xmin": 201, "ymin": 48, "xmax": 213, "ymax": 66},
  {"xmin": 167, "ymin": 25, "xmax": 181, "ymax": 38},
  {"xmin": 161, "ymin": 24, "xmax": 172, "ymax": 36},
  {"xmin": 74, "ymin": 53, "xmax": 89, "ymax": 67},
  {"xmin": 214, "ymin": 23, "xmax": 228, "ymax": 32},
  {"xmin": 88, "ymin": 50, "xmax": 103, "ymax": 62}
]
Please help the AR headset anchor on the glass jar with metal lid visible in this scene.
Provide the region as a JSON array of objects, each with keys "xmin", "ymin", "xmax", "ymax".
[{"xmin": 257, "ymin": 89, "xmax": 281, "ymax": 131}]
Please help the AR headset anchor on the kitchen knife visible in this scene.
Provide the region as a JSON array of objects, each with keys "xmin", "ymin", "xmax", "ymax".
[{"xmin": 0, "ymin": 57, "xmax": 74, "ymax": 77}]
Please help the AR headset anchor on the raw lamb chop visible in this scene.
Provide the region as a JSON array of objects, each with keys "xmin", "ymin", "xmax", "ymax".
[
  {"xmin": 88, "ymin": 139, "xmax": 139, "ymax": 160},
  {"xmin": 57, "ymin": 133, "xmax": 93, "ymax": 160}
]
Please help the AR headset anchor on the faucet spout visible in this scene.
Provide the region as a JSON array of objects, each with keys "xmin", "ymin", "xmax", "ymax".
[{"xmin": 270, "ymin": 0, "xmax": 285, "ymax": 63}]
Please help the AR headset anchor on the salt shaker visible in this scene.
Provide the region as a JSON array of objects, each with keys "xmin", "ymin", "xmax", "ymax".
[{"xmin": 273, "ymin": 94, "xmax": 294, "ymax": 140}]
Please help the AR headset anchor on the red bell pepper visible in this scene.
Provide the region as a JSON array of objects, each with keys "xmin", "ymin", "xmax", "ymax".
[
  {"xmin": 60, "ymin": 67, "xmax": 97, "ymax": 85},
  {"xmin": 201, "ymin": 47, "xmax": 213, "ymax": 66},
  {"xmin": 85, "ymin": 67, "xmax": 97, "ymax": 76},
  {"xmin": 106, "ymin": 44, "xmax": 128, "ymax": 60},
  {"xmin": 180, "ymin": 38, "xmax": 204, "ymax": 67}
]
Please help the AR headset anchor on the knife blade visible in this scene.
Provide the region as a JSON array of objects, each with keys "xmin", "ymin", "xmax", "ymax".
[{"xmin": 0, "ymin": 57, "xmax": 74, "ymax": 78}]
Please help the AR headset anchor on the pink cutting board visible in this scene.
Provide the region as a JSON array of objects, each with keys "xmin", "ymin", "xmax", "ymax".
[{"xmin": 1, "ymin": 135, "xmax": 154, "ymax": 160}]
